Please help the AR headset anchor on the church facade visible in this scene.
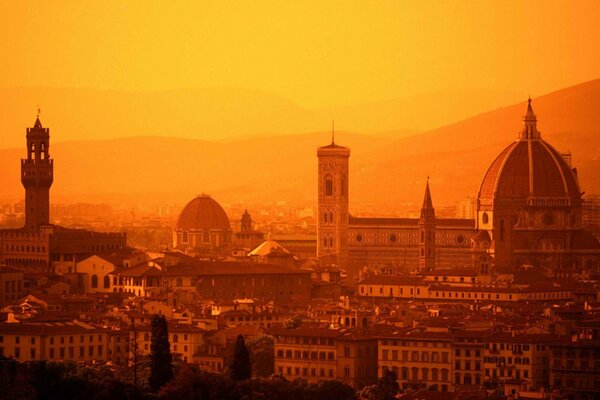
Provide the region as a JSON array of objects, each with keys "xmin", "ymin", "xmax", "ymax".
[
  {"xmin": 317, "ymin": 100, "xmax": 600, "ymax": 277},
  {"xmin": 316, "ymin": 138, "xmax": 473, "ymax": 276}
]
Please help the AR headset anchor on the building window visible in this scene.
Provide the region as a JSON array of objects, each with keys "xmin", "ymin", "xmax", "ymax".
[
  {"xmin": 103, "ymin": 276, "xmax": 110, "ymax": 289},
  {"xmin": 91, "ymin": 275, "xmax": 98, "ymax": 288},
  {"xmin": 325, "ymin": 176, "xmax": 333, "ymax": 196}
]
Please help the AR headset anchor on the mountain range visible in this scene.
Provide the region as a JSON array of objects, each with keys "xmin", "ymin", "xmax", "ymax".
[{"xmin": 0, "ymin": 79, "xmax": 598, "ymax": 212}]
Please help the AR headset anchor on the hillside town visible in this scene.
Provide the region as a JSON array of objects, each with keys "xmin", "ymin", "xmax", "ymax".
[{"xmin": 0, "ymin": 101, "xmax": 599, "ymax": 400}]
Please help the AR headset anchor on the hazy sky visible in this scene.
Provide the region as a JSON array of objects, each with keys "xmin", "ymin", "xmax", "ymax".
[{"xmin": 1, "ymin": 1, "xmax": 599, "ymax": 108}]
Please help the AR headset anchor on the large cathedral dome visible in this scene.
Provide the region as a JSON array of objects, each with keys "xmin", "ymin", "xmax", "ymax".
[
  {"xmin": 176, "ymin": 194, "xmax": 231, "ymax": 231},
  {"xmin": 478, "ymin": 99, "xmax": 580, "ymax": 205}
]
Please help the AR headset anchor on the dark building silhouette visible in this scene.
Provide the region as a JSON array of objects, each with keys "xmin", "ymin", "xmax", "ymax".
[
  {"xmin": 317, "ymin": 100, "xmax": 600, "ymax": 276},
  {"xmin": 0, "ymin": 116, "xmax": 127, "ymax": 272},
  {"xmin": 22, "ymin": 116, "xmax": 53, "ymax": 230}
]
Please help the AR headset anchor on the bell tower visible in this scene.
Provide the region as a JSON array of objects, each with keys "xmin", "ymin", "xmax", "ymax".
[
  {"xmin": 21, "ymin": 114, "xmax": 53, "ymax": 230},
  {"xmin": 317, "ymin": 130, "xmax": 350, "ymax": 265}
]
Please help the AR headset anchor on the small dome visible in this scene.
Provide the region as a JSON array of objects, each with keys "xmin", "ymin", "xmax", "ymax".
[{"xmin": 176, "ymin": 195, "xmax": 230, "ymax": 231}]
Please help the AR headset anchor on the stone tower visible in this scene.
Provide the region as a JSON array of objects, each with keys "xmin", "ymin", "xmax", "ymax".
[
  {"xmin": 21, "ymin": 115, "xmax": 53, "ymax": 230},
  {"xmin": 419, "ymin": 180, "xmax": 436, "ymax": 271},
  {"xmin": 317, "ymin": 135, "xmax": 350, "ymax": 265}
]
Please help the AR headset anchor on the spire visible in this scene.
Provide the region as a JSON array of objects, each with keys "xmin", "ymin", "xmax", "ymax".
[
  {"xmin": 33, "ymin": 107, "xmax": 43, "ymax": 129},
  {"xmin": 420, "ymin": 177, "xmax": 435, "ymax": 219},
  {"xmin": 331, "ymin": 120, "xmax": 335, "ymax": 145},
  {"xmin": 520, "ymin": 97, "xmax": 540, "ymax": 140}
]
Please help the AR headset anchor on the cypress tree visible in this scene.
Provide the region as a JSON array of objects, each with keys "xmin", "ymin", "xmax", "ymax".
[
  {"xmin": 148, "ymin": 314, "xmax": 174, "ymax": 392},
  {"xmin": 229, "ymin": 334, "xmax": 251, "ymax": 381}
]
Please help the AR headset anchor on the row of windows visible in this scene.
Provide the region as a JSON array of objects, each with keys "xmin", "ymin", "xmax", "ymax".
[
  {"xmin": 277, "ymin": 349, "xmax": 335, "ymax": 360},
  {"xmin": 485, "ymin": 356, "xmax": 530, "ymax": 364},
  {"xmin": 275, "ymin": 336, "xmax": 336, "ymax": 346},
  {"xmin": 454, "ymin": 360, "xmax": 482, "ymax": 371},
  {"xmin": 552, "ymin": 359, "xmax": 600, "ymax": 370},
  {"xmin": 381, "ymin": 350, "xmax": 450, "ymax": 363},
  {"xmin": 4, "ymin": 280, "xmax": 22, "ymax": 293},
  {"xmin": 5, "ymin": 244, "xmax": 46, "ymax": 252},
  {"xmin": 486, "ymin": 367, "xmax": 529, "ymax": 379},
  {"xmin": 489, "ymin": 343, "xmax": 532, "ymax": 351},
  {"xmin": 278, "ymin": 365, "xmax": 335, "ymax": 378},
  {"xmin": 454, "ymin": 349, "xmax": 482, "ymax": 357},
  {"xmin": 0, "ymin": 334, "xmax": 105, "ymax": 345},
  {"xmin": 382, "ymin": 365, "xmax": 450, "ymax": 382},
  {"xmin": 380, "ymin": 340, "xmax": 449, "ymax": 348},
  {"xmin": 0, "ymin": 345, "xmax": 105, "ymax": 360}
]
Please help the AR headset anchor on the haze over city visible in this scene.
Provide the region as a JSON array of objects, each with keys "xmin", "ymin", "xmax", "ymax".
[{"xmin": 0, "ymin": 2, "xmax": 599, "ymax": 400}]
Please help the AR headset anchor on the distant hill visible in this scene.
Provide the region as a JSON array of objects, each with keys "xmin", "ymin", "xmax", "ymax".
[
  {"xmin": 0, "ymin": 87, "xmax": 519, "ymax": 148},
  {"xmin": 0, "ymin": 79, "xmax": 598, "ymax": 210},
  {"xmin": 351, "ymin": 79, "xmax": 600, "ymax": 207},
  {"xmin": 0, "ymin": 131, "xmax": 394, "ymax": 206}
]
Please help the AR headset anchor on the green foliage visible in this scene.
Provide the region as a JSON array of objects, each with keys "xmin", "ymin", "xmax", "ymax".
[
  {"xmin": 149, "ymin": 314, "xmax": 174, "ymax": 392},
  {"xmin": 358, "ymin": 370, "xmax": 398, "ymax": 400},
  {"xmin": 230, "ymin": 335, "xmax": 252, "ymax": 381},
  {"xmin": 284, "ymin": 316, "xmax": 302, "ymax": 329},
  {"xmin": 160, "ymin": 367, "xmax": 357, "ymax": 400},
  {"xmin": 0, "ymin": 356, "xmax": 359, "ymax": 400},
  {"xmin": 246, "ymin": 335, "xmax": 274, "ymax": 378}
]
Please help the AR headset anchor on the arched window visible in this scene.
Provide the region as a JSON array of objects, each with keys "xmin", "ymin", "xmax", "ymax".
[
  {"xmin": 40, "ymin": 142, "xmax": 46, "ymax": 159},
  {"xmin": 329, "ymin": 211, "xmax": 334, "ymax": 224},
  {"xmin": 325, "ymin": 176, "xmax": 333, "ymax": 196},
  {"xmin": 176, "ymin": 277, "xmax": 183, "ymax": 287},
  {"xmin": 173, "ymin": 334, "xmax": 178, "ymax": 343},
  {"xmin": 182, "ymin": 230, "xmax": 189, "ymax": 243},
  {"xmin": 103, "ymin": 275, "xmax": 110, "ymax": 288},
  {"xmin": 329, "ymin": 236, "xmax": 334, "ymax": 248},
  {"xmin": 323, "ymin": 211, "xmax": 329, "ymax": 224},
  {"xmin": 30, "ymin": 143, "xmax": 35, "ymax": 159},
  {"xmin": 91, "ymin": 275, "xmax": 98, "ymax": 288},
  {"xmin": 420, "ymin": 230, "xmax": 425, "ymax": 243}
]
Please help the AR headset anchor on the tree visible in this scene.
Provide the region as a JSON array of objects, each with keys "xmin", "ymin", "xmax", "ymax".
[
  {"xmin": 229, "ymin": 335, "xmax": 251, "ymax": 381},
  {"xmin": 247, "ymin": 334, "xmax": 274, "ymax": 377},
  {"xmin": 358, "ymin": 370, "xmax": 399, "ymax": 400},
  {"xmin": 149, "ymin": 314, "xmax": 174, "ymax": 392},
  {"xmin": 284, "ymin": 315, "xmax": 302, "ymax": 329}
]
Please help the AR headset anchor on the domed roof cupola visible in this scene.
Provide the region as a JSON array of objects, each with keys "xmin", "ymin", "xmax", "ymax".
[
  {"xmin": 478, "ymin": 99, "xmax": 580, "ymax": 205},
  {"xmin": 175, "ymin": 194, "xmax": 231, "ymax": 231}
]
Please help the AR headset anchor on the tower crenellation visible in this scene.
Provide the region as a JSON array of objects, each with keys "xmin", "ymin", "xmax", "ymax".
[{"xmin": 21, "ymin": 116, "xmax": 54, "ymax": 230}]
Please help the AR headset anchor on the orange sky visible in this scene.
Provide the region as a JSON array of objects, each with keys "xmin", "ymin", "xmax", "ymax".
[{"xmin": 1, "ymin": 1, "xmax": 599, "ymax": 108}]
